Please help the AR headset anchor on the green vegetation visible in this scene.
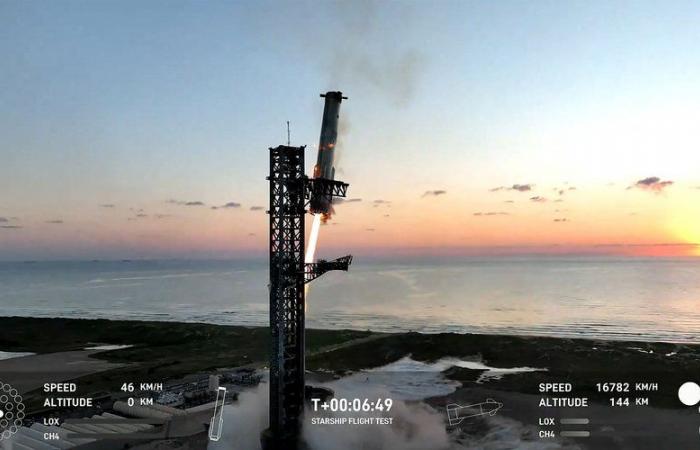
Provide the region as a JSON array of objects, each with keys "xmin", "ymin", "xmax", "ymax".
[
  {"xmin": 307, "ymin": 332, "xmax": 700, "ymax": 408},
  {"xmin": 0, "ymin": 317, "xmax": 373, "ymax": 411},
  {"xmin": 2, "ymin": 317, "xmax": 697, "ymax": 411}
]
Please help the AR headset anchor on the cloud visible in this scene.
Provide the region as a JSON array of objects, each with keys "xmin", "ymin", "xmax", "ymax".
[
  {"xmin": 383, "ymin": 214, "xmax": 390, "ymax": 218},
  {"xmin": 529, "ymin": 196, "xmax": 547, "ymax": 203},
  {"xmin": 250, "ymin": 206, "xmax": 264, "ymax": 211},
  {"xmin": 629, "ymin": 177, "xmax": 674, "ymax": 193},
  {"xmin": 553, "ymin": 218, "xmax": 569, "ymax": 222},
  {"xmin": 372, "ymin": 199, "xmax": 392, "ymax": 208},
  {"xmin": 334, "ymin": 198, "xmax": 363, "ymax": 204},
  {"xmin": 154, "ymin": 214, "xmax": 171, "ymax": 219},
  {"xmin": 1, "ymin": 225, "xmax": 22, "ymax": 229},
  {"xmin": 248, "ymin": 232, "xmax": 256, "ymax": 236},
  {"xmin": 473, "ymin": 212, "xmax": 509, "ymax": 216},
  {"xmin": 99, "ymin": 204, "xmax": 115, "ymax": 208},
  {"xmin": 212, "ymin": 202, "xmax": 241, "ymax": 210},
  {"xmin": 490, "ymin": 184, "xmax": 533, "ymax": 192},
  {"xmin": 421, "ymin": 190, "xmax": 446, "ymax": 197},
  {"xmin": 135, "ymin": 213, "xmax": 148, "ymax": 218},
  {"xmin": 167, "ymin": 199, "xmax": 206, "ymax": 206},
  {"xmin": 45, "ymin": 220, "xmax": 64, "ymax": 224},
  {"xmin": 0, "ymin": 218, "xmax": 7, "ymax": 223},
  {"xmin": 554, "ymin": 186, "xmax": 577, "ymax": 196},
  {"xmin": 365, "ymin": 228, "xmax": 376, "ymax": 232}
]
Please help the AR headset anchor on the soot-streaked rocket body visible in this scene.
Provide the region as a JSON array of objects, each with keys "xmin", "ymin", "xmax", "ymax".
[{"xmin": 310, "ymin": 91, "xmax": 347, "ymax": 219}]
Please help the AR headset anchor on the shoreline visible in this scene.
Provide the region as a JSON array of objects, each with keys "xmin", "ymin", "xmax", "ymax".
[
  {"xmin": 0, "ymin": 316, "xmax": 697, "ymax": 412},
  {"xmin": 0, "ymin": 312, "xmax": 697, "ymax": 346},
  {"xmin": 2, "ymin": 316, "xmax": 699, "ymax": 448}
]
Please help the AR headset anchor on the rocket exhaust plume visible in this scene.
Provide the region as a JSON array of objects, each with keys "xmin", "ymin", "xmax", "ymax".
[
  {"xmin": 306, "ymin": 214, "xmax": 322, "ymax": 265},
  {"xmin": 305, "ymin": 214, "xmax": 322, "ymax": 300},
  {"xmin": 310, "ymin": 91, "xmax": 347, "ymax": 223}
]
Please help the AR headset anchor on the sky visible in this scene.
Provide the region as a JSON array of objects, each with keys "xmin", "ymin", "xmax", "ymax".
[{"xmin": 1, "ymin": 0, "xmax": 699, "ymax": 260}]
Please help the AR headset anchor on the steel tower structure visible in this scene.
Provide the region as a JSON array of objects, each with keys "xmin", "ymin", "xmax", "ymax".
[{"xmin": 263, "ymin": 144, "xmax": 351, "ymax": 450}]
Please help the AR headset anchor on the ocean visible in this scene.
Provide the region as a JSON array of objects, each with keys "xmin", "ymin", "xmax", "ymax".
[{"xmin": 1, "ymin": 257, "xmax": 699, "ymax": 343}]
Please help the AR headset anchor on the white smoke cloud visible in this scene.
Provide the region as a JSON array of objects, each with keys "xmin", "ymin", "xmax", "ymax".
[
  {"xmin": 207, "ymin": 375, "xmax": 576, "ymax": 450},
  {"xmin": 304, "ymin": 395, "xmax": 456, "ymax": 450},
  {"xmin": 210, "ymin": 381, "xmax": 458, "ymax": 450},
  {"xmin": 208, "ymin": 383, "xmax": 269, "ymax": 450}
]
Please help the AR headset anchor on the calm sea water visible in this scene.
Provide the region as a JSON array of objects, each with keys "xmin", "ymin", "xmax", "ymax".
[{"xmin": 1, "ymin": 257, "xmax": 699, "ymax": 343}]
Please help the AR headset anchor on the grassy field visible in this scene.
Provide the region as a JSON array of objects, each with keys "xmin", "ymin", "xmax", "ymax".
[
  {"xmin": 0, "ymin": 317, "xmax": 374, "ymax": 411},
  {"xmin": 1, "ymin": 317, "xmax": 698, "ymax": 411}
]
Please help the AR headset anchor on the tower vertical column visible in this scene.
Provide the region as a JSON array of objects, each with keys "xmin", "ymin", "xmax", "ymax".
[{"xmin": 266, "ymin": 145, "xmax": 306, "ymax": 449}]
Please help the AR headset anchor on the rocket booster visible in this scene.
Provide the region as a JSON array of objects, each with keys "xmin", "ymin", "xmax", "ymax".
[{"xmin": 310, "ymin": 91, "xmax": 347, "ymax": 217}]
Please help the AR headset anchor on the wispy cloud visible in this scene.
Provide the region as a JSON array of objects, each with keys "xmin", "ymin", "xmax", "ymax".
[
  {"xmin": 530, "ymin": 196, "xmax": 547, "ymax": 203},
  {"xmin": 167, "ymin": 199, "xmax": 206, "ymax": 206},
  {"xmin": 45, "ymin": 220, "xmax": 64, "ymax": 224},
  {"xmin": 490, "ymin": 184, "xmax": 533, "ymax": 192},
  {"xmin": 372, "ymin": 199, "xmax": 392, "ymax": 208},
  {"xmin": 473, "ymin": 212, "xmax": 509, "ymax": 216},
  {"xmin": 250, "ymin": 206, "xmax": 264, "ymax": 211},
  {"xmin": 554, "ymin": 186, "xmax": 577, "ymax": 196},
  {"xmin": 553, "ymin": 218, "xmax": 569, "ymax": 222},
  {"xmin": 212, "ymin": 202, "xmax": 241, "ymax": 210},
  {"xmin": 0, "ymin": 218, "xmax": 7, "ymax": 223},
  {"xmin": 628, "ymin": 176, "xmax": 674, "ymax": 193},
  {"xmin": 366, "ymin": 227, "xmax": 376, "ymax": 232},
  {"xmin": 1, "ymin": 225, "xmax": 22, "ymax": 229},
  {"xmin": 99, "ymin": 204, "xmax": 116, "ymax": 208},
  {"xmin": 421, "ymin": 190, "xmax": 446, "ymax": 197},
  {"xmin": 335, "ymin": 198, "xmax": 363, "ymax": 204}
]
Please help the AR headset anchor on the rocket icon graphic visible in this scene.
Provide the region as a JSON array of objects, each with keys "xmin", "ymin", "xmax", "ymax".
[{"xmin": 446, "ymin": 398, "xmax": 503, "ymax": 426}]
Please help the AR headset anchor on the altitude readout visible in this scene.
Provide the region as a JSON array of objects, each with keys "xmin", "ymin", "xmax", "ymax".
[{"xmin": 311, "ymin": 398, "xmax": 393, "ymax": 413}]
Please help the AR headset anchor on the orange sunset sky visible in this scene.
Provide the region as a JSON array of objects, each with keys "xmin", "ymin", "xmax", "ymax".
[{"xmin": 1, "ymin": 1, "xmax": 699, "ymax": 260}]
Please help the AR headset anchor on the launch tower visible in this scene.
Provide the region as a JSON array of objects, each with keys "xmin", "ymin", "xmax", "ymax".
[{"xmin": 262, "ymin": 93, "xmax": 351, "ymax": 449}]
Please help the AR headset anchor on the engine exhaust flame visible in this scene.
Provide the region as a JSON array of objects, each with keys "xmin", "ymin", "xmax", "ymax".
[
  {"xmin": 306, "ymin": 214, "xmax": 322, "ymax": 264},
  {"xmin": 304, "ymin": 214, "xmax": 323, "ymax": 303}
]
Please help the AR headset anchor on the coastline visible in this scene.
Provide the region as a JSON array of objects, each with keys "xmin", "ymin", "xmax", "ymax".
[
  {"xmin": 1, "ymin": 316, "xmax": 699, "ymax": 448},
  {"xmin": 1, "ymin": 316, "xmax": 696, "ymax": 411}
]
